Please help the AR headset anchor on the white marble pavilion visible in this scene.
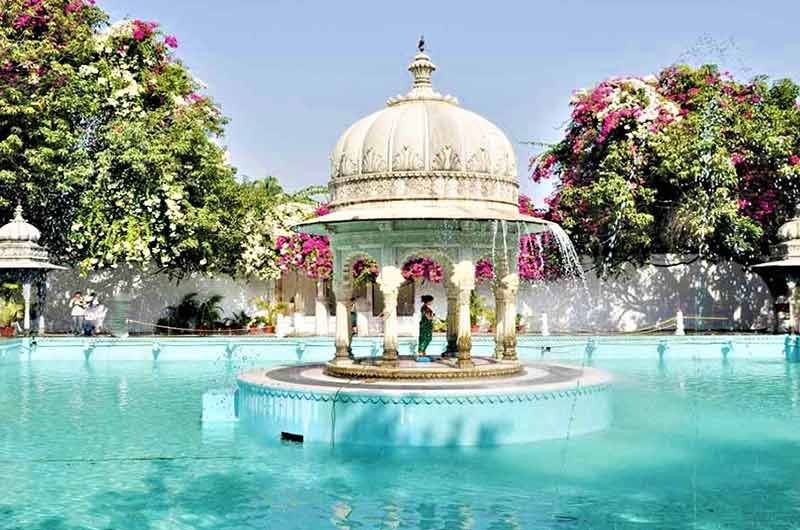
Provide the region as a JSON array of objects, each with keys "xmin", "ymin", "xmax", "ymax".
[{"xmin": 295, "ymin": 47, "xmax": 552, "ymax": 372}]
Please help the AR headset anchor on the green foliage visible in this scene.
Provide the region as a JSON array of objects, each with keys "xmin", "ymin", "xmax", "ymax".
[{"xmin": 0, "ymin": 1, "xmax": 238, "ymax": 278}]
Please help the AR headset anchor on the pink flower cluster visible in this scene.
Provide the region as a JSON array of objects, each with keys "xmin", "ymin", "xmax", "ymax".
[
  {"xmin": 13, "ymin": 0, "xmax": 46, "ymax": 30},
  {"xmin": 132, "ymin": 20, "xmax": 158, "ymax": 42},
  {"xmin": 475, "ymin": 258, "xmax": 494, "ymax": 283},
  {"xmin": 531, "ymin": 154, "xmax": 557, "ymax": 183},
  {"xmin": 65, "ymin": 0, "xmax": 94, "ymax": 14},
  {"xmin": 314, "ymin": 203, "xmax": 331, "ymax": 217},
  {"xmin": 276, "ymin": 233, "xmax": 333, "ymax": 280},
  {"xmin": 164, "ymin": 35, "xmax": 179, "ymax": 49},
  {"xmin": 402, "ymin": 257, "xmax": 443, "ymax": 283}
]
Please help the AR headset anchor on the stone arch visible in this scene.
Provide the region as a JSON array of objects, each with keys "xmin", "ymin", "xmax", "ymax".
[
  {"xmin": 396, "ymin": 247, "xmax": 457, "ymax": 284},
  {"xmin": 338, "ymin": 250, "xmax": 381, "ymax": 295}
]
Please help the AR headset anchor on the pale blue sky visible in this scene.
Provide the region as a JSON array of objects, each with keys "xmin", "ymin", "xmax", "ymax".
[{"xmin": 103, "ymin": 0, "xmax": 800, "ymax": 202}]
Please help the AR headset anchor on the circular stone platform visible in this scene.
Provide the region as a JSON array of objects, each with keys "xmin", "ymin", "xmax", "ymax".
[
  {"xmin": 237, "ymin": 360, "xmax": 612, "ymax": 447},
  {"xmin": 324, "ymin": 355, "xmax": 523, "ymax": 380}
]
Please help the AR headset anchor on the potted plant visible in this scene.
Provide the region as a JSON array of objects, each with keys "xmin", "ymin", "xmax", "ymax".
[
  {"xmin": 469, "ymin": 291, "xmax": 483, "ymax": 333},
  {"xmin": 484, "ymin": 308, "xmax": 497, "ymax": 333},
  {"xmin": 227, "ymin": 310, "xmax": 251, "ymax": 336},
  {"xmin": 158, "ymin": 292, "xmax": 201, "ymax": 335},
  {"xmin": 0, "ymin": 299, "xmax": 23, "ymax": 337},
  {"xmin": 196, "ymin": 294, "xmax": 224, "ymax": 335}
]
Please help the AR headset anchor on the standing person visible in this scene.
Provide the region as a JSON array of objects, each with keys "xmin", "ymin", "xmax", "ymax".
[
  {"xmin": 69, "ymin": 291, "xmax": 85, "ymax": 336},
  {"xmin": 82, "ymin": 293, "xmax": 96, "ymax": 336},
  {"xmin": 83, "ymin": 292, "xmax": 105, "ymax": 337},
  {"xmin": 417, "ymin": 295, "xmax": 435, "ymax": 359},
  {"xmin": 348, "ymin": 297, "xmax": 357, "ymax": 357}
]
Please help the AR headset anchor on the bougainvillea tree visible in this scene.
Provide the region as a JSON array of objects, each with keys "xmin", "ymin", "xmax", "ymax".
[
  {"xmin": 1, "ymin": 0, "xmax": 238, "ymax": 276},
  {"xmin": 530, "ymin": 65, "xmax": 800, "ymax": 271}
]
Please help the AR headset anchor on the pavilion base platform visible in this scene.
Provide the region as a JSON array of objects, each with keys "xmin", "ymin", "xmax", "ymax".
[
  {"xmin": 237, "ymin": 361, "xmax": 612, "ymax": 447},
  {"xmin": 325, "ymin": 355, "xmax": 523, "ymax": 380}
]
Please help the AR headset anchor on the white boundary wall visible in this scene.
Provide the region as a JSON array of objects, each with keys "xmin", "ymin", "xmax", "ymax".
[{"xmin": 40, "ymin": 255, "xmax": 773, "ymax": 334}]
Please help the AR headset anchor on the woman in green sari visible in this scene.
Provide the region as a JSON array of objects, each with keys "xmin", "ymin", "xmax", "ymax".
[{"xmin": 417, "ymin": 295, "xmax": 435, "ymax": 358}]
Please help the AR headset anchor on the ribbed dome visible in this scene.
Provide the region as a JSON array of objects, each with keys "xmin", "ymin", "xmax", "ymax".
[
  {"xmin": 0, "ymin": 205, "xmax": 41, "ymax": 243},
  {"xmin": 328, "ymin": 52, "xmax": 518, "ymax": 211},
  {"xmin": 777, "ymin": 206, "xmax": 800, "ymax": 243}
]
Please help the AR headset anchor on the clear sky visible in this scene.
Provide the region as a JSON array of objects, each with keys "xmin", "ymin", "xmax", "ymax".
[{"xmin": 102, "ymin": 0, "xmax": 800, "ymax": 202}]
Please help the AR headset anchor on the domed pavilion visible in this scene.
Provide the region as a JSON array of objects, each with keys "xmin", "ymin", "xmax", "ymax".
[
  {"xmin": 0, "ymin": 205, "xmax": 65, "ymax": 333},
  {"xmin": 754, "ymin": 205, "xmax": 800, "ymax": 332},
  {"xmin": 296, "ymin": 46, "xmax": 553, "ymax": 377}
]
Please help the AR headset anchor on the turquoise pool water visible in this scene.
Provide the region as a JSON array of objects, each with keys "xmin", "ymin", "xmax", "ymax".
[{"xmin": 2, "ymin": 340, "xmax": 800, "ymax": 529}]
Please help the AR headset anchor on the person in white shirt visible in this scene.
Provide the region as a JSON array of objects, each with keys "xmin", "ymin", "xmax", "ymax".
[
  {"xmin": 69, "ymin": 291, "xmax": 85, "ymax": 336},
  {"xmin": 84, "ymin": 296, "xmax": 107, "ymax": 335}
]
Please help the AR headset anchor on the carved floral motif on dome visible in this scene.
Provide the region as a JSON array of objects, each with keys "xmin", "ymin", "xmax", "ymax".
[
  {"xmin": 392, "ymin": 146, "xmax": 424, "ymax": 171},
  {"xmin": 431, "ymin": 145, "xmax": 462, "ymax": 171},
  {"xmin": 494, "ymin": 152, "xmax": 514, "ymax": 177},
  {"xmin": 330, "ymin": 173, "xmax": 519, "ymax": 207},
  {"xmin": 336, "ymin": 153, "xmax": 358, "ymax": 177},
  {"xmin": 466, "ymin": 148, "xmax": 491, "ymax": 174},
  {"xmin": 361, "ymin": 148, "xmax": 387, "ymax": 174}
]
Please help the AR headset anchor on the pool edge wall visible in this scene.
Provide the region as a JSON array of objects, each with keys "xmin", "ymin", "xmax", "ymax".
[{"xmin": 236, "ymin": 377, "xmax": 612, "ymax": 447}]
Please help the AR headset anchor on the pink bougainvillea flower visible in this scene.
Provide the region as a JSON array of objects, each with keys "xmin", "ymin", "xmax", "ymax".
[
  {"xmin": 13, "ymin": 15, "xmax": 32, "ymax": 29},
  {"xmin": 314, "ymin": 202, "xmax": 331, "ymax": 217},
  {"xmin": 730, "ymin": 153, "xmax": 745, "ymax": 166},
  {"xmin": 132, "ymin": 20, "xmax": 159, "ymax": 42},
  {"xmin": 474, "ymin": 258, "xmax": 494, "ymax": 283},
  {"xmin": 790, "ymin": 155, "xmax": 800, "ymax": 166},
  {"xmin": 164, "ymin": 35, "xmax": 179, "ymax": 49}
]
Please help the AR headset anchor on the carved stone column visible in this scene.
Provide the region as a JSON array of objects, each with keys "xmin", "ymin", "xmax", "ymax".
[
  {"xmin": 501, "ymin": 273, "xmax": 520, "ymax": 361},
  {"xmin": 377, "ymin": 266, "xmax": 405, "ymax": 367},
  {"xmin": 493, "ymin": 287, "xmax": 506, "ymax": 360},
  {"xmin": 314, "ymin": 280, "xmax": 329, "ymax": 336},
  {"xmin": 451, "ymin": 261, "xmax": 475, "ymax": 369},
  {"xmin": 35, "ymin": 276, "xmax": 47, "ymax": 335},
  {"xmin": 22, "ymin": 281, "xmax": 31, "ymax": 334},
  {"xmin": 332, "ymin": 286, "xmax": 352, "ymax": 365},
  {"xmin": 445, "ymin": 281, "xmax": 458, "ymax": 355},
  {"xmin": 493, "ymin": 256, "xmax": 509, "ymax": 360}
]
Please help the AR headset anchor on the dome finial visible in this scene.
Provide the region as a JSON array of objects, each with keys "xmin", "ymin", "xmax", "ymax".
[
  {"xmin": 408, "ymin": 49, "xmax": 436, "ymax": 92},
  {"xmin": 12, "ymin": 203, "xmax": 24, "ymax": 223},
  {"xmin": 386, "ymin": 43, "xmax": 458, "ymax": 106}
]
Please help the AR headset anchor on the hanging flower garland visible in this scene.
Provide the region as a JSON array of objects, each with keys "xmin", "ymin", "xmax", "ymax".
[
  {"xmin": 352, "ymin": 257, "xmax": 378, "ymax": 287},
  {"xmin": 401, "ymin": 257, "xmax": 443, "ymax": 283},
  {"xmin": 474, "ymin": 258, "xmax": 494, "ymax": 283}
]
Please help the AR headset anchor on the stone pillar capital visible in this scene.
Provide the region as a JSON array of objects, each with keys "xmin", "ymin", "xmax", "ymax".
[{"xmin": 377, "ymin": 266, "xmax": 405, "ymax": 295}]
